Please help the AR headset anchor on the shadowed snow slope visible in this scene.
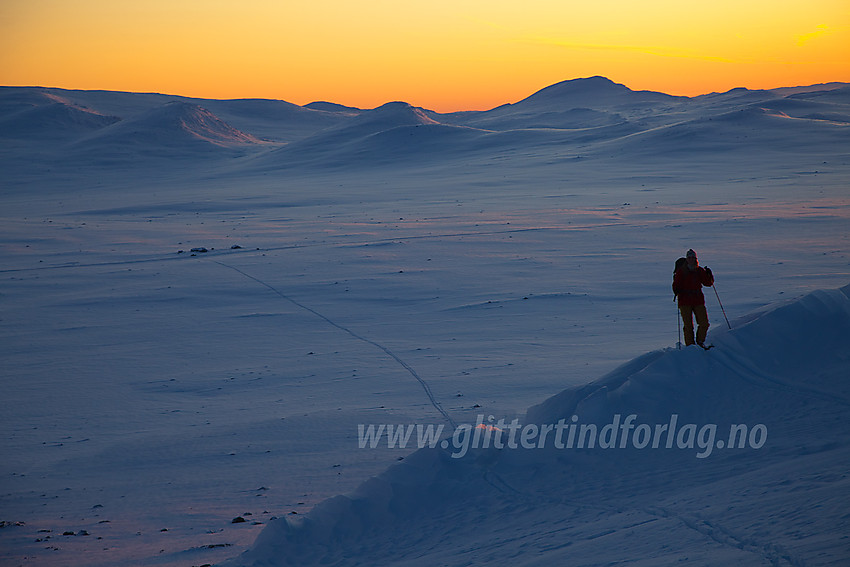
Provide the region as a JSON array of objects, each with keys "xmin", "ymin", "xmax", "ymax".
[
  {"xmin": 196, "ymin": 97, "xmax": 352, "ymax": 142},
  {"xmin": 71, "ymin": 101, "xmax": 265, "ymax": 158},
  {"xmin": 439, "ymin": 76, "xmax": 681, "ymax": 131},
  {"xmin": 515, "ymin": 76, "xmax": 682, "ymax": 110},
  {"xmin": 592, "ymin": 104, "xmax": 850, "ymax": 159},
  {"xmin": 226, "ymin": 284, "xmax": 850, "ymax": 567},
  {"xmin": 0, "ymin": 91, "xmax": 120, "ymax": 140},
  {"xmin": 0, "ymin": 87, "xmax": 349, "ymax": 144},
  {"xmin": 250, "ymin": 101, "xmax": 488, "ymax": 169}
]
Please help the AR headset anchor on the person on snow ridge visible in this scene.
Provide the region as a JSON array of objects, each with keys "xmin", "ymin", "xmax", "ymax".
[{"xmin": 673, "ymin": 249, "xmax": 714, "ymax": 347}]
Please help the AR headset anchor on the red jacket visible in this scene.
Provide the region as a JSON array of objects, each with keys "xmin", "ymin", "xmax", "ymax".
[{"xmin": 673, "ymin": 266, "xmax": 714, "ymax": 306}]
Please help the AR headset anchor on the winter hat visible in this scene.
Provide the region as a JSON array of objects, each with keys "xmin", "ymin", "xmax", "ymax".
[{"xmin": 686, "ymin": 249, "xmax": 697, "ymax": 258}]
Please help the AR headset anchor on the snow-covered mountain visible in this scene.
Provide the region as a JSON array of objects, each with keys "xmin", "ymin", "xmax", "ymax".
[
  {"xmin": 515, "ymin": 75, "xmax": 681, "ymax": 111},
  {"xmin": 0, "ymin": 91, "xmax": 120, "ymax": 140},
  {"xmin": 248, "ymin": 101, "xmax": 491, "ymax": 170},
  {"xmin": 3, "ymin": 77, "xmax": 847, "ymax": 172},
  {"xmin": 71, "ymin": 101, "xmax": 265, "ymax": 157},
  {"xmin": 438, "ymin": 76, "xmax": 680, "ymax": 131}
]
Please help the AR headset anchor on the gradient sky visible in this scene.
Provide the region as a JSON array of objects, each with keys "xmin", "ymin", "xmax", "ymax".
[{"xmin": 2, "ymin": 0, "xmax": 848, "ymax": 112}]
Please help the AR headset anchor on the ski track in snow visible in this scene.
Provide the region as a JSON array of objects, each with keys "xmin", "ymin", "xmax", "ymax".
[
  {"xmin": 469, "ymin": 430, "xmax": 807, "ymax": 567},
  {"xmin": 0, "ymin": 226, "xmax": 550, "ymax": 275},
  {"xmin": 709, "ymin": 346, "xmax": 850, "ymax": 408},
  {"xmin": 210, "ymin": 259, "xmax": 458, "ymax": 429},
  {"xmin": 646, "ymin": 505, "xmax": 805, "ymax": 567}
]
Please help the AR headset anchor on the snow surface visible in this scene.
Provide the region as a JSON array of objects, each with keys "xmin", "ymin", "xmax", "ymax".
[
  {"xmin": 1, "ymin": 77, "xmax": 849, "ymax": 566},
  {"xmin": 230, "ymin": 284, "xmax": 850, "ymax": 567}
]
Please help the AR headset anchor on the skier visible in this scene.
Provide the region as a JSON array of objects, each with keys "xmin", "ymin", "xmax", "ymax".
[{"xmin": 673, "ymin": 249, "xmax": 714, "ymax": 348}]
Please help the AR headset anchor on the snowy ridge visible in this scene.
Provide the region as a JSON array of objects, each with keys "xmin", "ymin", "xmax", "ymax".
[
  {"xmin": 594, "ymin": 104, "xmax": 849, "ymax": 158},
  {"xmin": 72, "ymin": 101, "xmax": 265, "ymax": 155},
  {"xmin": 0, "ymin": 91, "xmax": 120, "ymax": 139},
  {"xmin": 250, "ymin": 101, "xmax": 488, "ymax": 169},
  {"xmin": 516, "ymin": 76, "xmax": 681, "ymax": 108},
  {"xmin": 228, "ymin": 285, "xmax": 850, "ymax": 566},
  {"xmin": 3, "ymin": 77, "xmax": 848, "ymax": 173}
]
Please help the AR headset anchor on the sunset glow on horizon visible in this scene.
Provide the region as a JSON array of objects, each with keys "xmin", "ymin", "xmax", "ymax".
[{"xmin": 2, "ymin": 0, "xmax": 848, "ymax": 112}]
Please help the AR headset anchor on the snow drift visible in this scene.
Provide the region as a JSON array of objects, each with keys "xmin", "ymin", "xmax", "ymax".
[{"xmin": 227, "ymin": 285, "xmax": 850, "ymax": 566}]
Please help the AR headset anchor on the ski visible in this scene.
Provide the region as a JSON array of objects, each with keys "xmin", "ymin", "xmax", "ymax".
[{"xmin": 698, "ymin": 343, "xmax": 714, "ymax": 350}]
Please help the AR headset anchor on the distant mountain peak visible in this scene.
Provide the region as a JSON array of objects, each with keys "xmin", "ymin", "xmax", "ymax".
[
  {"xmin": 351, "ymin": 101, "xmax": 440, "ymax": 129},
  {"xmin": 528, "ymin": 76, "xmax": 630, "ymax": 97},
  {"xmin": 304, "ymin": 101, "xmax": 362, "ymax": 113},
  {"xmin": 557, "ymin": 75, "xmax": 622, "ymax": 88},
  {"xmin": 515, "ymin": 76, "xmax": 676, "ymax": 110}
]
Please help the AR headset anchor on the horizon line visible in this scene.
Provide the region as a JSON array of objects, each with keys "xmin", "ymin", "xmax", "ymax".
[{"xmin": 2, "ymin": 76, "xmax": 848, "ymax": 114}]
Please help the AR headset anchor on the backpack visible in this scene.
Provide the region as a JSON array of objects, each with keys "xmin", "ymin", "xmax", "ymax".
[{"xmin": 674, "ymin": 257, "xmax": 687, "ymax": 274}]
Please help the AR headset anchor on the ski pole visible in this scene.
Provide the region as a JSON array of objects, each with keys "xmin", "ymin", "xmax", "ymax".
[
  {"xmin": 712, "ymin": 284, "xmax": 732, "ymax": 329},
  {"xmin": 674, "ymin": 295, "xmax": 682, "ymax": 349}
]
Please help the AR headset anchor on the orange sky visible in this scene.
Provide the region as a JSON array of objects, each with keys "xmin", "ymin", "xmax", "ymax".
[{"xmin": 1, "ymin": 0, "xmax": 848, "ymax": 112}]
